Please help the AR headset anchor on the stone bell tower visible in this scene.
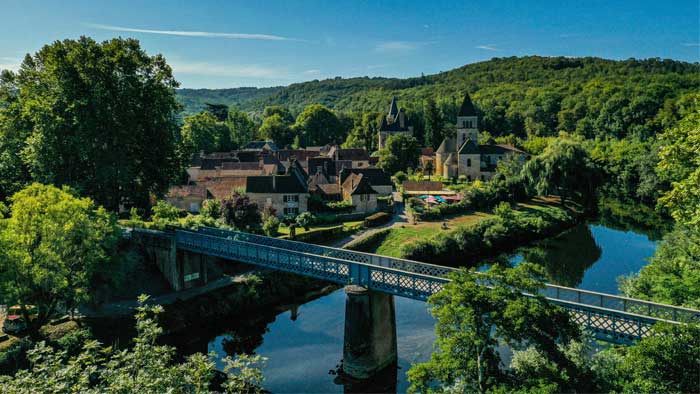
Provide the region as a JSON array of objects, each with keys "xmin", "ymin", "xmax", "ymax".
[{"xmin": 456, "ymin": 92, "xmax": 478, "ymax": 148}]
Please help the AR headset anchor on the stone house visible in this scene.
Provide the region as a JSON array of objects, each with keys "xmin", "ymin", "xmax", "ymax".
[
  {"xmin": 165, "ymin": 185, "xmax": 208, "ymax": 213},
  {"xmin": 341, "ymin": 173, "xmax": 378, "ymax": 213},
  {"xmin": 244, "ymin": 160, "xmax": 310, "ymax": 217}
]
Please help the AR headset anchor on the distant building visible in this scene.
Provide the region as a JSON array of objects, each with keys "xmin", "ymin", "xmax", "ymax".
[
  {"xmin": 245, "ymin": 160, "xmax": 309, "ymax": 216},
  {"xmin": 165, "ymin": 185, "xmax": 208, "ymax": 212},
  {"xmin": 435, "ymin": 93, "xmax": 527, "ymax": 181},
  {"xmin": 378, "ymin": 97, "xmax": 413, "ymax": 149}
]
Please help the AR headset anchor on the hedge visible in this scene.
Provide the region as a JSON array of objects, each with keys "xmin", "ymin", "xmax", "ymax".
[
  {"xmin": 279, "ymin": 223, "xmax": 362, "ymax": 244},
  {"xmin": 364, "ymin": 212, "xmax": 392, "ymax": 228},
  {"xmin": 344, "ymin": 228, "xmax": 392, "ymax": 252}
]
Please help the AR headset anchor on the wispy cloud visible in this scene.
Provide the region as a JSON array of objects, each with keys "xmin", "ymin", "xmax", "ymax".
[
  {"xmin": 85, "ymin": 23, "xmax": 304, "ymax": 42},
  {"xmin": 303, "ymin": 69, "xmax": 321, "ymax": 75},
  {"xmin": 475, "ymin": 44, "xmax": 500, "ymax": 51},
  {"xmin": 367, "ymin": 64, "xmax": 389, "ymax": 70},
  {"xmin": 681, "ymin": 42, "xmax": 700, "ymax": 47},
  {"xmin": 374, "ymin": 41, "xmax": 433, "ymax": 53},
  {"xmin": 168, "ymin": 60, "xmax": 286, "ymax": 79},
  {"xmin": 0, "ymin": 56, "xmax": 21, "ymax": 71}
]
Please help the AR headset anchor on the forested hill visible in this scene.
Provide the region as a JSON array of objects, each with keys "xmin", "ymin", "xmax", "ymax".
[{"xmin": 176, "ymin": 56, "xmax": 700, "ymax": 118}]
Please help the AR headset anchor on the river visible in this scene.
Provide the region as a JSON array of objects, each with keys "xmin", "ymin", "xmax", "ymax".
[{"xmin": 194, "ymin": 221, "xmax": 659, "ymax": 393}]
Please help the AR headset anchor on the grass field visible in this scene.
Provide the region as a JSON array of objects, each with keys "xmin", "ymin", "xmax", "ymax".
[
  {"xmin": 373, "ymin": 197, "xmax": 567, "ymax": 257},
  {"xmin": 277, "ymin": 220, "xmax": 364, "ymax": 237}
]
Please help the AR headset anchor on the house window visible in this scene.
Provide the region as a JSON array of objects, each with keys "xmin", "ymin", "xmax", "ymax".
[
  {"xmin": 283, "ymin": 195, "xmax": 299, "ymax": 202},
  {"xmin": 467, "ymin": 158, "xmax": 472, "ymax": 167},
  {"xmin": 266, "ymin": 198, "xmax": 272, "ymax": 205},
  {"xmin": 284, "ymin": 207, "xmax": 299, "ymax": 216}
]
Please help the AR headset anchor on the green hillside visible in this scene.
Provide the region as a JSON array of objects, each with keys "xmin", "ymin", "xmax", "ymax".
[{"xmin": 176, "ymin": 56, "xmax": 699, "ymax": 140}]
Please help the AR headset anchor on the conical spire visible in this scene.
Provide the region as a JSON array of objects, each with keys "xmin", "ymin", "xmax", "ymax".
[
  {"xmin": 458, "ymin": 92, "xmax": 476, "ymax": 116},
  {"xmin": 388, "ymin": 96, "xmax": 399, "ymax": 116}
]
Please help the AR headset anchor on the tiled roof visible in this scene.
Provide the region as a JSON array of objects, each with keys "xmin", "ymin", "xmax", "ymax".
[
  {"xmin": 318, "ymin": 183, "xmax": 341, "ymax": 195},
  {"xmin": 478, "ymin": 144, "xmax": 527, "ymax": 155},
  {"xmin": 436, "ymin": 138, "xmax": 456, "ymax": 154},
  {"xmin": 204, "ymin": 177, "xmax": 248, "ymax": 200},
  {"xmin": 221, "ymin": 162, "xmax": 261, "ymax": 170},
  {"xmin": 421, "ymin": 147, "xmax": 435, "ymax": 156},
  {"xmin": 242, "ymin": 141, "xmax": 278, "ymax": 151},
  {"xmin": 402, "ymin": 181, "xmax": 443, "ymax": 192},
  {"xmin": 166, "ymin": 185, "xmax": 208, "ymax": 199}
]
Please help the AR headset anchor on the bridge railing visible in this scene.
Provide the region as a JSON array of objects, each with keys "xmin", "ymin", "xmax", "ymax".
[{"xmin": 179, "ymin": 226, "xmax": 700, "ymax": 324}]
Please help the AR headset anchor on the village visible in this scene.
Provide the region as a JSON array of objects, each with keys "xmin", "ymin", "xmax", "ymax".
[{"xmin": 165, "ymin": 94, "xmax": 527, "ymax": 227}]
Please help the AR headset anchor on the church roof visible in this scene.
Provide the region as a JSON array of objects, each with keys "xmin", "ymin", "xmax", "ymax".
[
  {"xmin": 479, "ymin": 144, "xmax": 527, "ymax": 155},
  {"xmin": 458, "ymin": 140, "xmax": 480, "ymax": 154},
  {"xmin": 445, "ymin": 153, "xmax": 457, "ymax": 164},
  {"xmin": 436, "ymin": 138, "xmax": 456, "ymax": 154},
  {"xmin": 388, "ymin": 97, "xmax": 399, "ymax": 117},
  {"xmin": 458, "ymin": 93, "xmax": 477, "ymax": 117}
]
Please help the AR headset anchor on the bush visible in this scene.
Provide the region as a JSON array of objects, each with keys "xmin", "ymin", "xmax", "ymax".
[
  {"xmin": 151, "ymin": 200, "xmax": 182, "ymax": 222},
  {"xmin": 200, "ymin": 199, "xmax": 222, "ymax": 219},
  {"xmin": 262, "ymin": 216, "xmax": 281, "ymax": 237},
  {"xmin": 295, "ymin": 212, "xmax": 315, "ymax": 231},
  {"xmin": 345, "ymin": 228, "xmax": 392, "ymax": 252},
  {"xmin": 364, "ymin": 212, "xmax": 391, "ymax": 227},
  {"xmin": 324, "ymin": 200, "xmax": 355, "ymax": 214}
]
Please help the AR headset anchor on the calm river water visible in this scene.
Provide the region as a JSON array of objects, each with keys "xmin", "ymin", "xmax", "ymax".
[{"xmin": 198, "ymin": 222, "xmax": 659, "ymax": 393}]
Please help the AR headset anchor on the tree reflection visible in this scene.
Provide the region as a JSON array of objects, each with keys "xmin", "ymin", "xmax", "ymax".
[{"xmin": 518, "ymin": 224, "xmax": 602, "ymax": 287}]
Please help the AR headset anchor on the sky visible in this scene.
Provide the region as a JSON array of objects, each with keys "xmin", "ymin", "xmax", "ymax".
[{"xmin": 1, "ymin": 0, "xmax": 698, "ymax": 88}]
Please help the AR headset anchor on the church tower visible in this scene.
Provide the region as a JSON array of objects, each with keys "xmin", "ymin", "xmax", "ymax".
[{"xmin": 456, "ymin": 93, "xmax": 478, "ymax": 148}]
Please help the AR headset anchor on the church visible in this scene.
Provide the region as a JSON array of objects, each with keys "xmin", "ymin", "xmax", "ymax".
[
  {"xmin": 377, "ymin": 97, "xmax": 413, "ymax": 149},
  {"xmin": 434, "ymin": 93, "xmax": 527, "ymax": 181}
]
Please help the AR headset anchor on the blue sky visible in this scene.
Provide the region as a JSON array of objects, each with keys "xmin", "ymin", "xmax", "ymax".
[{"xmin": 1, "ymin": 0, "xmax": 698, "ymax": 88}]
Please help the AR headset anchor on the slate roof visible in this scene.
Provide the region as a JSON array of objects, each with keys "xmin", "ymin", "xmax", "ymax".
[
  {"xmin": 328, "ymin": 146, "xmax": 370, "ymax": 161},
  {"xmin": 388, "ymin": 97, "xmax": 399, "ymax": 117},
  {"xmin": 436, "ymin": 138, "xmax": 456, "ymax": 154},
  {"xmin": 339, "ymin": 168, "xmax": 392, "ymax": 187},
  {"xmin": 245, "ymin": 175, "xmax": 307, "ymax": 194},
  {"xmin": 458, "ymin": 140, "xmax": 480, "ymax": 154},
  {"xmin": 478, "ymin": 144, "xmax": 527, "ymax": 155},
  {"xmin": 342, "ymin": 173, "xmax": 378, "ymax": 195},
  {"xmin": 458, "ymin": 92, "xmax": 477, "ymax": 117},
  {"xmin": 242, "ymin": 141, "xmax": 279, "ymax": 151},
  {"xmin": 221, "ymin": 162, "xmax": 261, "ymax": 171}
]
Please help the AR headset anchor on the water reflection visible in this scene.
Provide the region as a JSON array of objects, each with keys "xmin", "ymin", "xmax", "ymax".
[{"xmin": 508, "ymin": 223, "xmax": 657, "ymax": 294}]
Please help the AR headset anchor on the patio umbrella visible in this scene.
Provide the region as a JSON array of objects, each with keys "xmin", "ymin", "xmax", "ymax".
[{"xmin": 425, "ymin": 196, "xmax": 438, "ymax": 204}]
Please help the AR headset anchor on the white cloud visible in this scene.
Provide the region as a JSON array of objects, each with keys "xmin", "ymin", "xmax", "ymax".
[
  {"xmin": 682, "ymin": 42, "xmax": 700, "ymax": 47},
  {"xmin": 375, "ymin": 41, "xmax": 418, "ymax": 52},
  {"xmin": 85, "ymin": 23, "xmax": 304, "ymax": 42},
  {"xmin": 303, "ymin": 69, "xmax": 321, "ymax": 75},
  {"xmin": 475, "ymin": 44, "xmax": 500, "ymax": 51},
  {"xmin": 0, "ymin": 56, "xmax": 21, "ymax": 71},
  {"xmin": 169, "ymin": 60, "xmax": 286, "ymax": 79}
]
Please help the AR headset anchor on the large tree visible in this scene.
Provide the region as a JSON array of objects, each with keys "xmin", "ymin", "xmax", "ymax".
[
  {"xmin": 0, "ymin": 184, "xmax": 119, "ymax": 329},
  {"xmin": 407, "ymin": 264, "xmax": 585, "ymax": 394},
  {"xmin": 226, "ymin": 108, "xmax": 257, "ymax": 149},
  {"xmin": 293, "ymin": 104, "xmax": 343, "ymax": 146},
  {"xmin": 259, "ymin": 113, "xmax": 294, "ymax": 146},
  {"xmin": 657, "ymin": 107, "xmax": 700, "ymax": 226},
  {"xmin": 521, "ymin": 135, "xmax": 599, "ymax": 206},
  {"xmin": 180, "ymin": 111, "xmax": 232, "ymax": 157},
  {"xmin": 423, "ymin": 97, "xmax": 443, "ymax": 149},
  {"xmin": 6, "ymin": 37, "xmax": 181, "ymax": 210},
  {"xmin": 343, "ymin": 111, "xmax": 382, "ymax": 152},
  {"xmin": 377, "ymin": 133, "xmax": 420, "ymax": 175}
]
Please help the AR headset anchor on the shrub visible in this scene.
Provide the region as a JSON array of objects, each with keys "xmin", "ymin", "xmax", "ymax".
[
  {"xmin": 151, "ymin": 200, "xmax": 182, "ymax": 222},
  {"xmin": 262, "ymin": 216, "xmax": 281, "ymax": 237},
  {"xmin": 295, "ymin": 212, "xmax": 315, "ymax": 231},
  {"xmin": 364, "ymin": 212, "xmax": 391, "ymax": 227},
  {"xmin": 324, "ymin": 200, "xmax": 355, "ymax": 214},
  {"xmin": 200, "ymin": 199, "xmax": 222, "ymax": 219}
]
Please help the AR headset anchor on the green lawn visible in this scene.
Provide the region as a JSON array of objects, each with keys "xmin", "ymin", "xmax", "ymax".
[
  {"xmin": 277, "ymin": 220, "xmax": 364, "ymax": 237},
  {"xmin": 372, "ymin": 197, "xmax": 567, "ymax": 257}
]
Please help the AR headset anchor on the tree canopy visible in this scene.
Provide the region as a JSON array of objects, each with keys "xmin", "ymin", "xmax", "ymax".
[
  {"xmin": 0, "ymin": 183, "xmax": 119, "ymax": 329},
  {"xmin": 292, "ymin": 104, "xmax": 343, "ymax": 146},
  {"xmin": 377, "ymin": 134, "xmax": 420, "ymax": 175},
  {"xmin": 0, "ymin": 37, "xmax": 182, "ymax": 210}
]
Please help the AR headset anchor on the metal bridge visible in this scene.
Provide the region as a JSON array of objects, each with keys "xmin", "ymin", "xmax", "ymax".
[{"xmin": 137, "ymin": 226, "xmax": 700, "ymax": 344}]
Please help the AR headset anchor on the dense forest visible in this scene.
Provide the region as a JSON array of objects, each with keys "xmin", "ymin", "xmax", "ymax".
[{"xmin": 178, "ymin": 56, "xmax": 699, "ymax": 140}]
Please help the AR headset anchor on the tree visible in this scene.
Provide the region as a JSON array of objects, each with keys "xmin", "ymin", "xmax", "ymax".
[
  {"xmin": 591, "ymin": 323, "xmax": 700, "ymax": 394},
  {"xmin": 407, "ymin": 264, "xmax": 584, "ymax": 394},
  {"xmin": 0, "ymin": 71, "xmax": 31, "ymax": 201},
  {"xmin": 656, "ymin": 107, "xmax": 700, "ymax": 226},
  {"xmin": 226, "ymin": 108, "xmax": 257, "ymax": 149},
  {"xmin": 263, "ymin": 105, "xmax": 294, "ymax": 124},
  {"xmin": 423, "ymin": 97, "xmax": 443, "ymax": 148},
  {"xmin": 377, "ymin": 134, "xmax": 420, "ymax": 175},
  {"xmin": 0, "ymin": 184, "xmax": 119, "ymax": 329},
  {"xmin": 343, "ymin": 111, "xmax": 382, "ymax": 152},
  {"xmin": 521, "ymin": 135, "xmax": 599, "ymax": 206},
  {"xmin": 293, "ymin": 104, "xmax": 343, "ymax": 146},
  {"xmin": 180, "ymin": 111, "xmax": 232, "ymax": 157},
  {"xmin": 295, "ymin": 211, "xmax": 315, "ymax": 231},
  {"xmin": 259, "ymin": 114, "xmax": 294, "ymax": 146},
  {"xmin": 10, "ymin": 37, "xmax": 182, "ymax": 210},
  {"xmin": 204, "ymin": 102, "xmax": 229, "ymax": 121},
  {"xmin": 0, "ymin": 296, "xmax": 265, "ymax": 393},
  {"xmin": 423, "ymin": 161, "xmax": 434, "ymax": 181},
  {"xmin": 222, "ymin": 192, "xmax": 261, "ymax": 231}
]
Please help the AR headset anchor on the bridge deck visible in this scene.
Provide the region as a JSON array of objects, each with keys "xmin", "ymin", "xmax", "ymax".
[{"xmin": 136, "ymin": 226, "xmax": 700, "ymax": 344}]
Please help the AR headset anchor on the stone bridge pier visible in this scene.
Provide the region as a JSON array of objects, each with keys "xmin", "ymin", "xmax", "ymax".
[
  {"xmin": 342, "ymin": 285, "xmax": 397, "ymax": 380},
  {"xmin": 133, "ymin": 229, "xmax": 210, "ymax": 291}
]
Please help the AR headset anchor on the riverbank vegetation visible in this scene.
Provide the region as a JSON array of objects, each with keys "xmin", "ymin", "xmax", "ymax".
[{"xmin": 0, "ymin": 297, "xmax": 266, "ymax": 394}]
